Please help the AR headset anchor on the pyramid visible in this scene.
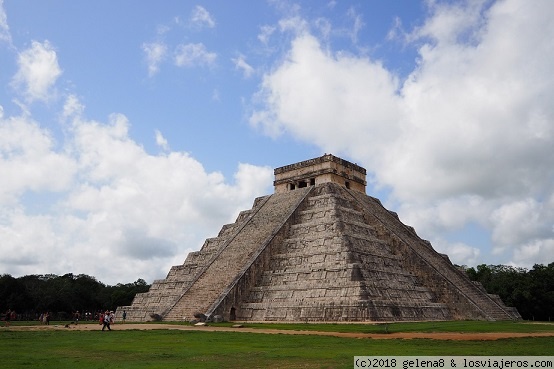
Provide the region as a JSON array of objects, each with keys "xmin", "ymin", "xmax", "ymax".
[{"xmin": 117, "ymin": 154, "xmax": 520, "ymax": 322}]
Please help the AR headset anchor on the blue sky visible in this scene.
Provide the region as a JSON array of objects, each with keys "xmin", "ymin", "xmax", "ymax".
[{"xmin": 1, "ymin": 0, "xmax": 553, "ymax": 285}]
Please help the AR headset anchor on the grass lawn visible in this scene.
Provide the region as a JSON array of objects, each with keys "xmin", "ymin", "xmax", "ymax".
[
  {"xmin": 1, "ymin": 321, "xmax": 553, "ymax": 369},
  {"xmin": 203, "ymin": 320, "xmax": 554, "ymax": 334}
]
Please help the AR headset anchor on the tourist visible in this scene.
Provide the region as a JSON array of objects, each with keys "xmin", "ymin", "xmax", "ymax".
[
  {"xmin": 102, "ymin": 311, "xmax": 112, "ymax": 331},
  {"xmin": 122, "ymin": 310, "xmax": 127, "ymax": 323}
]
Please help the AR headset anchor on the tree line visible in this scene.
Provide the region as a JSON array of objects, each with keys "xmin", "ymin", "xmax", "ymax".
[
  {"xmin": 0, "ymin": 273, "xmax": 150, "ymax": 321},
  {"xmin": 465, "ymin": 263, "xmax": 554, "ymax": 321},
  {"xmin": 1, "ymin": 263, "xmax": 553, "ymax": 321}
]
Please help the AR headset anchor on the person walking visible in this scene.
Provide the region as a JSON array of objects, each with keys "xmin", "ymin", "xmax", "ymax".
[{"xmin": 101, "ymin": 311, "xmax": 112, "ymax": 331}]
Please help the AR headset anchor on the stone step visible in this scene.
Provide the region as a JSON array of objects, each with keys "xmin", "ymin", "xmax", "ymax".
[
  {"xmin": 164, "ymin": 188, "xmax": 312, "ymax": 321},
  {"xmin": 237, "ymin": 300, "xmax": 452, "ymax": 322},
  {"xmin": 347, "ymin": 189, "xmax": 514, "ymax": 321},
  {"xmin": 240, "ymin": 299, "xmax": 449, "ymax": 309},
  {"xmin": 119, "ymin": 192, "xmax": 273, "ymax": 322},
  {"xmin": 234, "ymin": 184, "xmax": 447, "ymax": 322}
]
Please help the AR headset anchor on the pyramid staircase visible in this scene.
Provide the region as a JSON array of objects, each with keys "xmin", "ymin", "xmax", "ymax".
[
  {"xmin": 119, "ymin": 195, "xmax": 271, "ymax": 321},
  {"xmin": 161, "ymin": 187, "xmax": 312, "ymax": 320}
]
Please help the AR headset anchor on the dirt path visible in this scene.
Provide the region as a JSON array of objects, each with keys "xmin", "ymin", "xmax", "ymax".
[{"xmin": 4, "ymin": 323, "xmax": 554, "ymax": 341}]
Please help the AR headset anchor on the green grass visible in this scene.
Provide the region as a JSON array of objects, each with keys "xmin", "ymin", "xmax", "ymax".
[
  {"xmin": 162, "ymin": 320, "xmax": 554, "ymax": 334},
  {"xmin": 1, "ymin": 321, "xmax": 553, "ymax": 369},
  {"xmin": 1, "ymin": 330, "xmax": 553, "ymax": 369}
]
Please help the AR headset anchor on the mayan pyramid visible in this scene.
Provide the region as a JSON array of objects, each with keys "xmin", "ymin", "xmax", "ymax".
[{"xmin": 117, "ymin": 154, "xmax": 519, "ymax": 322}]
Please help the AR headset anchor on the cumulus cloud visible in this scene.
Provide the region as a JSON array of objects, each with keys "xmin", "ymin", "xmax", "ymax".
[
  {"xmin": 0, "ymin": 95, "xmax": 273, "ymax": 284},
  {"xmin": 437, "ymin": 240, "xmax": 481, "ymax": 267},
  {"xmin": 11, "ymin": 40, "xmax": 62, "ymax": 103},
  {"xmin": 174, "ymin": 43, "xmax": 216, "ymax": 67},
  {"xmin": 0, "ymin": 114, "xmax": 76, "ymax": 205},
  {"xmin": 250, "ymin": 33, "xmax": 401, "ymax": 142},
  {"xmin": 250, "ymin": 0, "xmax": 554, "ymax": 268},
  {"xmin": 0, "ymin": 208, "xmax": 59, "ymax": 270}
]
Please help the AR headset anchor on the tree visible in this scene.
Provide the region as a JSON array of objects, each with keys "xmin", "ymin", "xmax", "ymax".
[
  {"xmin": 466, "ymin": 263, "xmax": 554, "ymax": 321},
  {"xmin": 0, "ymin": 273, "xmax": 150, "ymax": 320},
  {"xmin": 0, "ymin": 274, "xmax": 31, "ymax": 312}
]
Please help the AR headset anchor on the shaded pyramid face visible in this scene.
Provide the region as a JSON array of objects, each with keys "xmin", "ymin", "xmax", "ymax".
[
  {"xmin": 235, "ymin": 183, "xmax": 453, "ymax": 321},
  {"xmin": 118, "ymin": 182, "xmax": 519, "ymax": 322}
]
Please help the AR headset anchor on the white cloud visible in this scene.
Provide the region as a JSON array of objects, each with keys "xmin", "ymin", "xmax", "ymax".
[
  {"xmin": 0, "ymin": 0, "xmax": 11, "ymax": 44},
  {"xmin": 0, "ymin": 114, "xmax": 76, "ymax": 205},
  {"xmin": 387, "ymin": 0, "xmax": 554, "ymax": 202},
  {"xmin": 155, "ymin": 129, "xmax": 169, "ymax": 151},
  {"xmin": 11, "ymin": 40, "xmax": 62, "ymax": 103},
  {"xmin": 491, "ymin": 198, "xmax": 553, "ymax": 250},
  {"xmin": 346, "ymin": 7, "xmax": 364, "ymax": 44},
  {"xmin": 250, "ymin": 0, "xmax": 554, "ymax": 268},
  {"xmin": 174, "ymin": 43, "xmax": 216, "ymax": 67},
  {"xmin": 0, "ymin": 95, "xmax": 273, "ymax": 284},
  {"xmin": 62, "ymin": 94, "xmax": 84, "ymax": 120},
  {"xmin": 250, "ymin": 33, "xmax": 401, "ymax": 144},
  {"xmin": 142, "ymin": 42, "xmax": 168, "ymax": 77},
  {"xmin": 314, "ymin": 18, "xmax": 332, "ymax": 40},
  {"xmin": 190, "ymin": 5, "xmax": 215, "ymax": 29},
  {"xmin": 434, "ymin": 239, "xmax": 481, "ymax": 267},
  {"xmin": 0, "ymin": 208, "xmax": 60, "ymax": 270},
  {"xmin": 232, "ymin": 54, "xmax": 255, "ymax": 78},
  {"xmin": 142, "ymin": 7, "xmax": 216, "ymax": 75},
  {"xmin": 407, "ymin": 0, "xmax": 486, "ymax": 46},
  {"xmin": 258, "ymin": 25, "xmax": 276, "ymax": 45},
  {"xmin": 278, "ymin": 16, "xmax": 309, "ymax": 35},
  {"xmin": 511, "ymin": 239, "xmax": 554, "ymax": 268}
]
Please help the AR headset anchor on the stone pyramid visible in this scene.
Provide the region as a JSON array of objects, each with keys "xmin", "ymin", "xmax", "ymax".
[{"xmin": 117, "ymin": 154, "xmax": 519, "ymax": 322}]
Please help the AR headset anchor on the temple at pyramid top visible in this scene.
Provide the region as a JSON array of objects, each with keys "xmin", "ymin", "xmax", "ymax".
[{"xmin": 274, "ymin": 154, "xmax": 367, "ymax": 193}]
